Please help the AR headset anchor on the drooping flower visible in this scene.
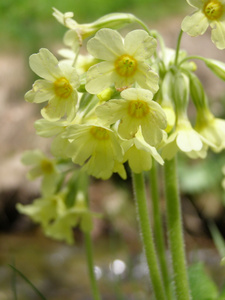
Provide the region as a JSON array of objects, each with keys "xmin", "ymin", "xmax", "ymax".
[
  {"xmin": 63, "ymin": 124, "xmax": 123, "ymax": 179},
  {"xmin": 85, "ymin": 29, "xmax": 159, "ymax": 94},
  {"xmin": 96, "ymin": 88, "xmax": 167, "ymax": 146},
  {"xmin": 181, "ymin": 0, "xmax": 225, "ymax": 49},
  {"xmin": 17, "ymin": 193, "xmax": 66, "ymax": 228},
  {"xmin": 21, "ymin": 150, "xmax": 60, "ymax": 196},
  {"xmin": 45, "ymin": 191, "xmax": 95, "ymax": 244},
  {"xmin": 161, "ymin": 116, "xmax": 212, "ymax": 160},
  {"xmin": 25, "ymin": 48, "xmax": 80, "ymax": 121},
  {"xmin": 195, "ymin": 108, "xmax": 225, "ymax": 152},
  {"xmin": 122, "ymin": 128, "xmax": 164, "ymax": 173}
]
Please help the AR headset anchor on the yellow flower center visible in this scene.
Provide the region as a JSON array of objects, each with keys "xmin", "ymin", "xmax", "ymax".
[
  {"xmin": 114, "ymin": 55, "xmax": 137, "ymax": 77},
  {"xmin": 128, "ymin": 100, "xmax": 149, "ymax": 119},
  {"xmin": 54, "ymin": 77, "xmax": 73, "ymax": 98},
  {"xmin": 90, "ymin": 126, "xmax": 110, "ymax": 140},
  {"xmin": 41, "ymin": 159, "xmax": 54, "ymax": 174},
  {"xmin": 203, "ymin": 0, "xmax": 223, "ymax": 20}
]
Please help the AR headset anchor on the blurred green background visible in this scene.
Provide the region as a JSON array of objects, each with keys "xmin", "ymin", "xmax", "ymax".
[{"xmin": 0, "ymin": 0, "xmax": 185, "ymax": 53}]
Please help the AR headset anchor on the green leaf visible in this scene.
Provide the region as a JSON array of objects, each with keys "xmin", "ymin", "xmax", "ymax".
[
  {"xmin": 188, "ymin": 262, "xmax": 218, "ymax": 300},
  {"xmin": 8, "ymin": 264, "xmax": 47, "ymax": 300}
]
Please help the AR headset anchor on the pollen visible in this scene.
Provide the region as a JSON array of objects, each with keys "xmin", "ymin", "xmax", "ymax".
[
  {"xmin": 54, "ymin": 77, "xmax": 73, "ymax": 98},
  {"xmin": 90, "ymin": 126, "xmax": 110, "ymax": 140},
  {"xmin": 41, "ymin": 159, "xmax": 54, "ymax": 174},
  {"xmin": 203, "ymin": 0, "xmax": 223, "ymax": 20},
  {"xmin": 128, "ymin": 100, "xmax": 149, "ymax": 119},
  {"xmin": 114, "ymin": 55, "xmax": 137, "ymax": 77}
]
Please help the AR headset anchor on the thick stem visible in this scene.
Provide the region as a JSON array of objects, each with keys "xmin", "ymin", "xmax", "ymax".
[
  {"xmin": 149, "ymin": 161, "xmax": 173, "ymax": 300},
  {"xmin": 80, "ymin": 171, "xmax": 102, "ymax": 300},
  {"xmin": 84, "ymin": 232, "xmax": 102, "ymax": 300},
  {"xmin": 164, "ymin": 158, "xmax": 191, "ymax": 300},
  {"xmin": 132, "ymin": 172, "xmax": 166, "ymax": 300}
]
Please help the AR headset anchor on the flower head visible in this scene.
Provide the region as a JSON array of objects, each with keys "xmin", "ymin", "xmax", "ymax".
[
  {"xmin": 161, "ymin": 117, "xmax": 212, "ymax": 160},
  {"xmin": 96, "ymin": 88, "xmax": 167, "ymax": 146},
  {"xmin": 21, "ymin": 150, "xmax": 60, "ymax": 196},
  {"xmin": 122, "ymin": 128, "xmax": 164, "ymax": 173},
  {"xmin": 63, "ymin": 124, "xmax": 123, "ymax": 179},
  {"xmin": 182, "ymin": 0, "xmax": 225, "ymax": 49},
  {"xmin": 195, "ymin": 109, "xmax": 225, "ymax": 152},
  {"xmin": 17, "ymin": 193, "xmax": 66, "ymax": 228},
  {"xmin": 85, "ymin": 29, "xmax": 158, "ymax": 94},
  {"xmin": 25, "ymin": 48, "xmax": 80, "ymax": 121}
]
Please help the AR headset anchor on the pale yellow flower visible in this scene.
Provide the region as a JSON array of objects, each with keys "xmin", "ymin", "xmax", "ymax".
[
  {"xmin": 25, "ymin": 48, "xmax": 80, "ymax": 121},
  {"xmin": 195, "ymin": 109, "xmax": 225, "ymax": 152},
  {"xmin": 96, "ymin": 88, "xmax": 167, "ymax": 146},
  {"xmin": 122, "ymin": 128, "xmax": 164, "ymax": 173},
  {"xmin": 63, "ymin": 124, "xmax": 123, "ymax": 179},
  {"xmin": 21, "ymin": 150, "xmax": 60, "ymax": 196},
  {"xmin": 161, "ymin": 117, "xmax": 212, "ymax": 160},
  {"xmin": 86, "ymin": 29, "xmax": 158, "ymax": 94},
  {"xmin": 182, "ymin": 0, "xmax": 225, "ymax": 49}
]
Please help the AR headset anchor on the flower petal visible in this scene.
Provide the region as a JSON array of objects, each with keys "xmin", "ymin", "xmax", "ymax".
[
  {"xmin": 86, "ymin": 61, "xmax": 115, "ymax": 94},
  {"xmin": 25, "ymin": 80, "xmax": 54, "ymax": 103},
  {"xmin": 124, "ymin": 30, "xmax": 157, "ymax": 60},
  {"xmin": 29, "ymin": 48, "xmax": 63, "ymax": 81},
  {"xmin": 135, "ymin": 64, "xmax": 159, "ymax": 93},
  {"xmin": 210, "ymin": 20, "xmax": 225, "ymax": 49},
  {"xmin": 87, "ymin": 28, "xmax": 124, "ymax": 60},
  {"xmin": 181, "ymin": 10, "xmax": 209, "ymax": 36}
]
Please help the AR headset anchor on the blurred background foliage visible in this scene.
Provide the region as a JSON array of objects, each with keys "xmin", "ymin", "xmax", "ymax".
[{"xmin": 0, "ymin": 0, "xmax": 185, "ymax": 53}]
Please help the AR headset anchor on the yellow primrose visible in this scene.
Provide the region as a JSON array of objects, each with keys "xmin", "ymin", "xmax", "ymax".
[
  {"xmin": 63, "ymin": 124, "xmax": 123, "ymax": 179},
  {"xmin": 21, "ymin": 150, "xmax": 60, "ymax": 196},
  {"xmin": 17, "ymin": 193, "xmax": 66, "ymax": 228},
  {"xmin": 96, "ymin": 88, "xmax": 167, "ymax": 146},
  {"xmin": 182, "ymin": 0, "xmax": 225, "ymax": 49},
  {"xmin": 25, "ymin": 48, "xmax": 80, "ymax": 121},
  {"xmin": 161, "ymin": 117, "xmax": 212, "ymax": 160},
  {"xmin": 195, "ymin": 108, "xmax": 225, "ymax": 152},
  {"xmin": 122, "ymin": 128, "xmax": 164, "ymax": 173},
  {"xmin": 45, "ymin": 192, "xmax": 94, "ymax": 244},
  {"xmin": 85, "ymin": 29, "xmax": 158, "ymax": 94}
]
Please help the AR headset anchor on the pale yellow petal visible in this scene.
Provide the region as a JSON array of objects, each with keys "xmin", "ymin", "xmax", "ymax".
[{"xmin": 181, "ymin": 10, "xmax": 209, "ymax": 36}]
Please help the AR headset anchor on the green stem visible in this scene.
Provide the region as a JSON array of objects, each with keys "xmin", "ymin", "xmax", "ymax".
[
  {"xmin": 132, "ymin": 172, "xmax": 166, "ymax": 300},
  {"xmin": 149, "ymin": 161, "xmax": 173, "ymax": 300},
  {"xmin": 174, "ymin": 30, "xmax": 183, "ymax": 66},
  {"xmin": 164, "ymin": 158, "xmax": 191, "ymax": 300},
  {"xmin": 178, "ymin": 55, "xmax": 206, "ymax": 66},
  {"xmin": 80, "ymin": 171, "xmax": 102, "ymax": 300},
  {"xmin": 84, "ymin": 232, "xmax": 102, "ymax": 300}
]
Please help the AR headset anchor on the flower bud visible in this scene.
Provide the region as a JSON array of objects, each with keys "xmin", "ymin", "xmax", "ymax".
[
  {"xmin": 172, "ymin": 72, "xmax": 190, "ymax": 117},
  {"xmin": 188, "ymin": 72, "xmax": 208, "ymax": 111},
  {"xmin": 53, "ymin": 8, "xmax": 137, "ymax": 40},
  {"xmin": 202, "ymin": 58, "xmax": 225, "ymax": 81},
  {"xmin": 97, "ymin": 87, "xmax": 115, "ymax": 102}
]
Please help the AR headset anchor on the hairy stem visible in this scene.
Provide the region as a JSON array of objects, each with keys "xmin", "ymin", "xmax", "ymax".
[
  {"xmin": 132, "ymin": 171, "xmax": 166, "ymax": 300},
  {"xmin": 164, "ymin": 158, "xmax": 191, "ymax": 300},
  {"xmin": 149, "ymin": 162, "xmax": 173, "ymax": 300}
]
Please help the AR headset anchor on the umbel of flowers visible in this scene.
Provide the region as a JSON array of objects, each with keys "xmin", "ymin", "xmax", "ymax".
[{"xmin": 18, "ymin": 2, "xmax": 225, "ymax": 300}]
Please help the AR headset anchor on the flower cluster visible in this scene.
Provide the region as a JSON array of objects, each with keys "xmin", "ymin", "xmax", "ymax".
[{"xmin": 19, "ymin": 7, "xmax": 225, "ymax": 244}]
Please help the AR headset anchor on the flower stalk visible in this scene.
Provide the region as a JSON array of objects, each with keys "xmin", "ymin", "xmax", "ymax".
[
  {"xmin": 132, "ymin": 171, "xmax": 166, "ymax": 300},
  {"xmin": 149, "ymin": 161, "xmax": 173, "ymax": 300},
  {"xmin": 164, "ymin": 157, "xmax": 191, "ymax": 300}
]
